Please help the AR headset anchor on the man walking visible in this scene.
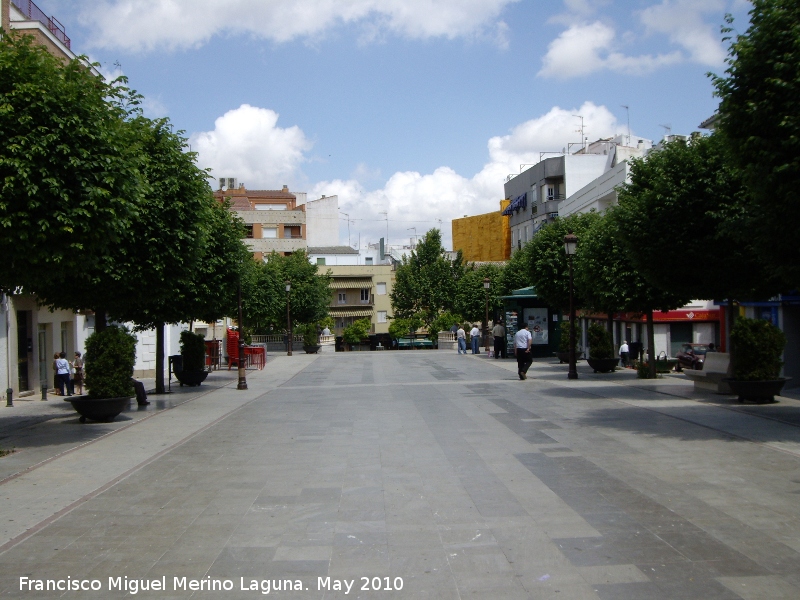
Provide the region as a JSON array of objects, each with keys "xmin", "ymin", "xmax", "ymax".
[
  {"xmin": 514, "ymin": 322, "xmax": 533, "ymax": 380},
  {"xmin": 469, "ymin": 323, "xmax": 481, "ymax": 354},
  {"xmin": 456, "ymin": 324, "xmax": 467, "ymax": 355},
  {"xmin": 492, "ymin": 320, "xmax": 507, "ymax": 359},
  {"xmin": 619, "ymin": 340, "xmax": 630, "ymax": 367}
]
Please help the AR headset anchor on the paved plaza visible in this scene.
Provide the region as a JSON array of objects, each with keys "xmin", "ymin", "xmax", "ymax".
[{"xmin": 1, "ymin": 352, "xmax": 800, "ymax": 599}]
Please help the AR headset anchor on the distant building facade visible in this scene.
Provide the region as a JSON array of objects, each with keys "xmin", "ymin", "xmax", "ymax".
[{"xmin": 451, "ymin": 199, "xmax": 511, "ymax": 262}]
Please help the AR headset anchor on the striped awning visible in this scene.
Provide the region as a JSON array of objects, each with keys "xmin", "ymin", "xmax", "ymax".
[
  {"xmin": 330, "ymin": 278, "xmax": 373, "ymax": 289},
  {"xmin": 328, "ymin": 308, "xmax": 373, "ymax": 317}
]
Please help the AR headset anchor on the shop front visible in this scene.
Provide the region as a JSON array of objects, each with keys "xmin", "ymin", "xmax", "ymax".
[{"xmin": 500, "ymin": 287, "xmax": 561, "ymax": 358}]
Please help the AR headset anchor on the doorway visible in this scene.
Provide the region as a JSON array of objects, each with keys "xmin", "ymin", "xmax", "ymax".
[{"xmin": 16, "ymin": 310, "xmax": 31, "ymax": 391}]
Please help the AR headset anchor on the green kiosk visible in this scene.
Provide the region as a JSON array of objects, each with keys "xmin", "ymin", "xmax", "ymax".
[{"xmin": 500, "ymin": 287, "xmax": 562, "ymax": 359}]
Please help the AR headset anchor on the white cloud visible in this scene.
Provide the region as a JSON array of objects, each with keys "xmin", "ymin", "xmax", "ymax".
[
  {"xmin": 193, "ymin": 101, "xmax": 623, "ymax": 249},
  {"xmin": 639, "ymin": 0, "xmax": 727, "ymax": 66},
  {"xmin": 190, "ymin": 104, "xmax": 312, "ymax": 189},
  {"xmin": 539, "ymin": 21, "xmax": 682, "ymax": 79},
  {"xmin": 84, "ymin": 0, "xmax": 518, "ymax": 52}
]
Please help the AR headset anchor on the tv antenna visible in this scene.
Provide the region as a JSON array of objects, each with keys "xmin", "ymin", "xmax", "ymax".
[{"xmin": 659, "ymin": 123, "xmax": 672, "ymax": 138}]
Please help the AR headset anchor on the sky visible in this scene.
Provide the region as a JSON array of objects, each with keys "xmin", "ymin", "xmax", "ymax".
[{"xmin": 36, "ymin": 0, "xmax": 751, "ymax": 250}]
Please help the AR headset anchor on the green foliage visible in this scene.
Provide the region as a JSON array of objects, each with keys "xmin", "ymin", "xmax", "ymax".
[
  {"xmin": 635, "ymin": 359, "xmax": 659, "ymax": 379},
  {"xmin": 84, "ymin": 326, "xmax": 136, "ymax": 399},
  {"xmin": 558, "ymin": 320, "xmax": 576, "ymax": 353},
  {"xmin": 587, "ymin": 323, "xmax": 613, "ymax": 359},
  {"xmin": 498, "ymin": 242, "xmax": 534, "ymax": 295},
  {"xmin": 0, "ymin": 34, "xmax": 144, "ymax": 294},
  {"xmin": 613, "ymin": 135, "xmax": 777, "ymax": 301},
  {"xmin": 390, "ymin": 229, "xmax": 464, "ymax": 326},
  {"xmin": 342, "ymin": 318, "xmax": 372, "ymax": 345},
  {"xmin": 528, "ymin": 212, "xmax": 601, "ymax": 309},
  {"xmin": 730, "ymin": 317, "xmax": 786, "ymax": 380},
  {"xmin": 428, "ymin": 311, "xmax": 462, "ymax": 342},
  {"xmin": 179, "ymin": 330, "xmax": 206, "ymax": 372},
  {"xmin": 389, "ymin": 315, "xmax": 424, "ymax": 340},
  {"xmin": 297, "ymin": 323, "xmax": 320, "ymax": 346},
  {"xmin": 453, "ymin": 263, "xmax": 503, "ymax": 323},
  {"xmin": 712, "ymin": 1, "xmax": 800, "ymax": 288}
]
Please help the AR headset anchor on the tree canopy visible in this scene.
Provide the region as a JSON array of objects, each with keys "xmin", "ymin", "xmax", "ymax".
[
  {"xmin": 0, "ymin": 34, "xmax": 143, "ymax": 294},
  {"xmin": 453, "ymin": 263, "xmax": 504, "ymax": 323},
  {"xmin": 712, "ymin": 0, "xmax": 800, "ymax": 288}
]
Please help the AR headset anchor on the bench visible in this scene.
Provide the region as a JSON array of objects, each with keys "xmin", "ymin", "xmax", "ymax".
[{"xmin": 683, "ymin": 352, "xmax": 732, "ymax": 393}]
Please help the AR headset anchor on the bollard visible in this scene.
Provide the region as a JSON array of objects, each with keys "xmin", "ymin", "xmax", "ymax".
[
  {"xmin": 41, "ymin": 383, "xmax": 48, "ymax": 401},
  {"xmin": 5, "ymin": 388, "xmax": 12, "ymax": 407}
]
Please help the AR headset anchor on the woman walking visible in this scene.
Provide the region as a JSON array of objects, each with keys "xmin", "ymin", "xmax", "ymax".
[{"xmin": 71, "ymin": 351, "xmax": 84, "ymax": 395}]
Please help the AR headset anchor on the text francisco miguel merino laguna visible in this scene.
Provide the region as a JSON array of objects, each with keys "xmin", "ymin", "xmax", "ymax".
[{"xmin": 20, "ymin": 575, "xmax": 405, "ymax": 594}]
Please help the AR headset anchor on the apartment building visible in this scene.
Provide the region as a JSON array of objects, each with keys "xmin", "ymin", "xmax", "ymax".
[{"xmin": 451, "ymin": 199, "xmax": 511, "ymax": 262}]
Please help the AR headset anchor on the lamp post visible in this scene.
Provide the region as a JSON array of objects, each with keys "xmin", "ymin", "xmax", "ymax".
[
  {"xmin": 564, "ymin": 232, "xmax": 578, "ymax": 380},
  {"xmin": 237, "ymin": 281, "xmax": 247, "ymax": 390},
  {"xmin": 285, "ymin": 280, "xmax": 292, "ymax": 356},
  {"xmin": 483, "ymin": 278, "xmax": 491, "ymax": 352}
]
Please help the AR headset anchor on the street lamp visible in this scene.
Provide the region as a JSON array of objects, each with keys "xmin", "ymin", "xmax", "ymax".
[
  {"xmin": 285, "ymin": 280, "xmax": 292, "ymax": 356},
  {"xmin": 237, "ymin": 281, "xmax": 247, "ymax": 390},
  {"xmin": 483, "ymin": 278, "xmax": 491, "ymax": 353},
  {"xmin": 564, "ymin": 231, "xmax": 578, "ymax": 380}
]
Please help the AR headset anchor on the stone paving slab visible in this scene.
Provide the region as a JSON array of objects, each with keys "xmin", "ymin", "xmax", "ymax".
[{"xmin": 0, "ymin": 351, "xmax": 799, "ymax": 599}]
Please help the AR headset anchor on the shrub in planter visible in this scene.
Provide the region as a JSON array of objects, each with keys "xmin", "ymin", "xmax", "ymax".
[
  {"xmin": 84, "ymin": 326, "xmax": 137, "ymax": 399},
  {"xmin": 343, "ymin": 318, "xmax": 372, "ymax": 346},
  {"xmin": 587, "ymin": 323, "xmax": 613, "ymax": 359},
  {"xmin": 298, "ymin": 323, "xmax": 320, "ymax": 346},
  {"xmin": 730, "ymin": 317, "xmax": 786, "ymax": 381},
  {"xmin": 180, "ymin": 330, "xmax": 206, "ymax": 372}
]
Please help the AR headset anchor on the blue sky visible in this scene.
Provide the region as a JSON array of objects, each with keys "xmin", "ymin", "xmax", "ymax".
[{"xmin": 37, "ymin": 0, "xmax": 750, "ymax": 249}]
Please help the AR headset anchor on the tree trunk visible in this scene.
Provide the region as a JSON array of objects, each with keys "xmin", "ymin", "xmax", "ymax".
[
  {"xmin": 607, "ymin": 312, "xmax": 614, "ymax": 336},
  {"xmin": 95, "ymin": 309, "xmax": 107, "ymax": 333},
  {"xmin": 155, "ymin": 322, "xmax": 165, "ymax": 394},
  {"xmin": 726, "ymin": 298, "xmax": 736, "ymax": 357},
  {"xmin": 647, "ymin": 309, "xmax": 656, "ymax": 379}
]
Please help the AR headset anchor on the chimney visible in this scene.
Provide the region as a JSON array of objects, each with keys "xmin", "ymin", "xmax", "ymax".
[{"xmin": 282, "ymin": 185, "xmax": 288, "ymax": 193}]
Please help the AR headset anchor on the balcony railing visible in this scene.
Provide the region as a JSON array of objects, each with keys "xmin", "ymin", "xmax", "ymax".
[{"xmin": 11, "ymin": 0, "xmax": 71, "ymax": 49}]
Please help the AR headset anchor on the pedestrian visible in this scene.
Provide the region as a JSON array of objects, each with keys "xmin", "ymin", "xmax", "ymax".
[
  {"xmin": 55, "ymin": 351, "xmax": 72, "ymax": 397},
  {"xmin": 449, "ymin": 322, "xmax": 458, "ymax": 335},
  {"xmin": 707, "ymin": 342, "xmax": 717, "ymax": 352},
  {"xmin": 619, "ymin": 340, "xmax": 630, "ymax": 367},
  {"xmin": 456, "ymin": 324, "xmax": 467, "ymax": 355},
  {"xmin": 71, "ymin": 351, "xmax": 84, "ymax": 395},
  {"xmin": 52, "ymin": 353, "xmax": 61, "ymax": 395},
  {"xmin": 469, "ymin": 323, "xmax": 481, "ymax": 354},
  {"xmin": 514, "ymin": 322, "xmax": 533, "ymax": 380},
  {"xmin": 492, "ymin": 320, "xmax": 507, "ymax": 359},
  {"xmin": 322, "ymin": 326, "xmax": 331, "ymax": 336}
]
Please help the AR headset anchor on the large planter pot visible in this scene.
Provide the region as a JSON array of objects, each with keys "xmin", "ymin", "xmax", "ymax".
[
  {"xmin": 587, "ymin": 357, "xmax": 620, "ymax": 373},
  {"xmin": 303, "ymin": 344, "xmax": 321, "ymax": 354},
  {"xmin": 555, "ymin": 352, "xmax": 570, "ymax": 364},
  {"xmin": 65, "ymin": 395, "xmax": 131, "ymax": 423},
  {"xmin": 724, "ymin": 378, "xmax": 788, "ymax": 404},
  {"xmin": 174, "ymin": 370, "xmax": 209, "ymax": 387}
]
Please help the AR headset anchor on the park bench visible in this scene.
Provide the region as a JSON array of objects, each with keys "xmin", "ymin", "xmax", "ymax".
[{"xmin": 683, "ymin": 352, "xmax": 732, "ymax": 394}]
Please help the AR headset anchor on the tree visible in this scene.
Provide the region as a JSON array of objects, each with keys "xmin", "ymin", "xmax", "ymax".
[
  {"xmin": 390, "ymin": 229, "xmax": 463, "ymax": 326},
  {"xmin": 0, "ymin": 34, "xmax": 143, "ymax": 294},
  {"xmin": 576, "ymin": 209, "xmax": 690, "ymax": 377},
  {"xmin": 527, "ymin": 212, "xmax": 602, "ymax": 310},
  {"xmin": 498, "ymin": 242, "xmax": 534, "ymax": 295},
  {"xmin": 454, "ymin": 263, "xmax": 503, "ymax": 323},
  {"xmin": 712, "ymin": 0, "xmax": 800, "ymax": 288}
]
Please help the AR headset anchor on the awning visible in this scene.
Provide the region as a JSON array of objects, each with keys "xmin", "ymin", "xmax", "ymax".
[
  {"xmin": 330, "ymin": 278, "xmax": 373, "ymax": 289},
  {"xmin": 502, "ymin": 192, "xmax": 528, "ymax": 216},
  {"xmin": 328, "ymin": 308, "xmax": 373, "ymax": 317}
]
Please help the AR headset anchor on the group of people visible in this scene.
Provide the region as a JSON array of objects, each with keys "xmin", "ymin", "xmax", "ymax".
[
  {"xmin": 52, "ymin": 351, "xmax": 83, "ymax": 397},
  {"xmin": 451, "ymin": 320, "xmax": 534, "ymax": 381}
]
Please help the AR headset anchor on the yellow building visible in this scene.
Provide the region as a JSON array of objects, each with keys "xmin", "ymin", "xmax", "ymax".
[
  {"xmin": 326, "ymin": 265, "xmax": 395, "ymax": 336},
  {"xmin": 451, "ymin": 199, "xmax": 511, "ymax": 262}
]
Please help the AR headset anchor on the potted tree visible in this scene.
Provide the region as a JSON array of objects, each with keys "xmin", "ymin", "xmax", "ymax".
[
  {"xmin": 300, "ymin": 323, "xmax": 322, "ymax": 354},
  {"xmin": 555, "ymin": 320, "xmax": 575, "ymax": 364},
  {"xmin": 174, "ymin": 330, "xmax": 209, "ymax": 387},
  {"xmin": 586, "ymin": 323, "xmax": 619, "ymax": 373},
  {"xmin": 67, "ymin": 326, "xmax": 137, "ymax": 422},
  {"xmin": 343, "ymin": 318, "xmax": 372, "ymax": 351},
  {"xmin": 726, "ymin": 317, "xmax": 788, "ymax": 403}
]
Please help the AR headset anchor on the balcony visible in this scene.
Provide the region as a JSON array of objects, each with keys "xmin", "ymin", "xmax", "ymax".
[{"xmin": 11, "ymin": 0, "xmax": 70, "ymax": 49}]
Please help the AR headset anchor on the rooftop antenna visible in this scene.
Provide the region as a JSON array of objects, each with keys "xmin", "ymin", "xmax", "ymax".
[
  {"xmin": 573, "ymin": 115, "xmax": 586, "ymax": 151},
  {"xmin": 659, "ymin": 123, "xmax": 672, "ymax": 138},
  {"xmin": 621, "ymin": 105, "xmax": 631, "ymax": 146}
]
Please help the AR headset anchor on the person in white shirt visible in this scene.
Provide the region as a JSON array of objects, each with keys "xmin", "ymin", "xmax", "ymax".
[
  {"xmin": 619, "ymin": 340, "xmax": 630, "ymax": 367},
  {"xmin": 514, "ymin": 323, "xmax": 533, "ymax": 380},
  {"xmin": 322, "ymin": 327, "xmax": 331, "ymax": 336},
  {"xmin": 55, "ymin": 351, "xmax": 72, "ymax": 396},
  {"xmin": 469, "ymin": 324, "xmax": 481, "ymax": 354},
  {"xmin": 456, "ymin": 325, "xmax": 467, "ymax": 354}
]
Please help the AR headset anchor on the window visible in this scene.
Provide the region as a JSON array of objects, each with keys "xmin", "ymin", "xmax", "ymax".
[
  {"xmin": 244, "ymin": 225, "xmax": 254, "ymax": 239},
  {"xmin": 262, "ymin": 227, "xmax": 277, "ymax": 239},
  {"xmin": 360, "ymin": 289, "xmax": 371, "ymax": 302},
  {"xmin": 376, "ymin": 282, "xmax": 386, "ymax": 295},
  {"xmin": 365, "ymin": 257, "xmax": 373, "ymax": 265},
  {"xmin": 377, "ymin": 311, "xmax": 387, "ymax": 323},
  {"xmin": 316, "ymin": 257, "xmax": 326, "ymax": 266},
  {"xmin": 338, "ymin": 293, "xmax": 347, "ymax": 304}
]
